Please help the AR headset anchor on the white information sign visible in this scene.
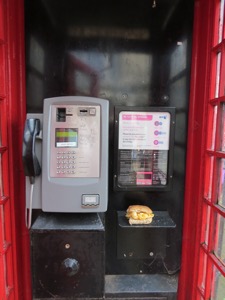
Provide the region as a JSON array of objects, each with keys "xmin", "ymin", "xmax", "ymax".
[{"xmin": 119, "ymin": 111, "xmax": 171, "ymax": 150}]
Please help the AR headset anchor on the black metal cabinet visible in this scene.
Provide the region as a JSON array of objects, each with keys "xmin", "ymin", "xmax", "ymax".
[{"xmin": 31, "ymin": 213, "xmax": 105, "ymax": 299}]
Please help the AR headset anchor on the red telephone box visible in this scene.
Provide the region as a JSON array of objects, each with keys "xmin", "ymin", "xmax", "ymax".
[{"xmin": 0, "ymin": 0, "xmax": 225, "ymax": 299}]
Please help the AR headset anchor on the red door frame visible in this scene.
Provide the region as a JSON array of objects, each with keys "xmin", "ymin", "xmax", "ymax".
[
  {"xmin": 2, "ymin": 0, "xmax": 215, "ymax": 299},
  {"xmin": 178, "ymin": 0, "xmax": 215, "ymax": 299},
  {"xmin": 1, "ymin": 0, "xmax": 32, "ymax": 299}
]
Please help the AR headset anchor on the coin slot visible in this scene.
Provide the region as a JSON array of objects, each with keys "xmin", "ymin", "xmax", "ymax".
[{"xmin": 57, "ymin": 108, "xmax": 66, "ymax": 122}]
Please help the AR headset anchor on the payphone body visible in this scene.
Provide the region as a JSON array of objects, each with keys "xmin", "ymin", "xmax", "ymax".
[{"xmin": 24, "ymin": 96, "xmax": 109, "ymax": 213}]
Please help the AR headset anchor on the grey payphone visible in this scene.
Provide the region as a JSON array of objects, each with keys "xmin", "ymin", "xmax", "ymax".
[{"xmin": 23, "ymin": 96, "xmax": 109, "ymax": 214}]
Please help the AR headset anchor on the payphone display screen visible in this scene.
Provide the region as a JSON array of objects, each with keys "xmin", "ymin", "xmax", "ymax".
[
  {"xmin": 55, "ymin": 128, "xmax": 78, "ymax": 148},
  {"xmin": 114, "ymin": 108, "xmax": 175, "ymax": 190}
]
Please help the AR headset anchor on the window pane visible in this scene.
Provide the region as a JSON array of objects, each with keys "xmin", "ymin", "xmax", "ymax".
[
  {"xmin": 204, "ymin": 155, "xmax": 214, "ymax": 199},
  {"xmin": 211, "ymin": 268, "xmax": 225, "ymax": 300},
  {"xmin": 201, "ymin": 203, "xmax": 211, "ymax": 245},
  {"xmin": 214, "ymin": 214, "xmax": 225, "ymax": 263},
  {"xmin": 207, "ymin": 104, "xmax": 217, "ymax": 150},
  {"xmin": 217, "ymin": 158, "xmax": 225, "ymax": 208},
  {"xmin": 215, "ymin": 52, "xmax": 221, "ymax": 98},
  {"xmin": 212, "ymin": 106, "xmax": 218, "ymax": 150},
  {"xmin": 198, "ymin": 248, "xmax": 208, "ymax": 291},
  {"xmin": 219, "ymin": 0, "xmax": 225, "ymax": 43},
  {"xmin": 220, "ymin": 104, "xmax": 225, "ymax": 151}
]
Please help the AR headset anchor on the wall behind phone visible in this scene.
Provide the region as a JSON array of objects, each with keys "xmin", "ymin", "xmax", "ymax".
[{"xmin": 25, "ymin": 0, "xmax": 194, "ymax": 274}]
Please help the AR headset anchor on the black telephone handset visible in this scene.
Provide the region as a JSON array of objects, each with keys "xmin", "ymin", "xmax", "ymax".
[{"xmin": 22, "ymin": 118, "xmax": 41, "ymax": 184}]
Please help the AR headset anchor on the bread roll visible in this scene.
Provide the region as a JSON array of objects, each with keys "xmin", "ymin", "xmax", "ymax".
[{"xmin": 126, "ymin": 205, "xmax": 154, "ymax": 225}]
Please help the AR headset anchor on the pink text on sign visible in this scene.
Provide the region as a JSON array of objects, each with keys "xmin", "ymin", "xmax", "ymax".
[{"xmin": 122, "ymin": 114, "xmax": 153, "ymax": 121}]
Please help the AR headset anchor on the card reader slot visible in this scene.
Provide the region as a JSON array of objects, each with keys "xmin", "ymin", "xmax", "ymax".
[{"xmin": 78, "ymin": 108, "xmax": 89, "ymax": 116}]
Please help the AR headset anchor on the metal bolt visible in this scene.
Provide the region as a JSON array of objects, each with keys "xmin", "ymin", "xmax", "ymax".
[
  {"xmin": 149, "ymin": 252, "xmax": 154, "ymax": 257},
  {"xmin": 65, "ymin": 243, "xmax": 71, "ymax": 249},
  {"xmin": 122, "ymin": 93, "xmax": 128, "ymax": 100}
]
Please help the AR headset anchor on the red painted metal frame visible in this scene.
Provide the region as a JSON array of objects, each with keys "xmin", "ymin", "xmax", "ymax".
[
  {"xmin": 1, "ymin": 0, "xmax": 223, "ymax": 299},
  {"xmin": 0, "ymin": 0, "xmax": 32, "ymax": 299},
  {"xmin": 201, "ymin": 0, "xmax": 225, "ymax": 297},
  {"xmin": 177, "ymin": 0, "xmax": 214, "ymax": 299},
  {"xmin": 4, "ymin": 0, "xmax": 217, "ymax": 299},
  {"xmin": 179, "ymin": 0, "xmax": 225, "ymax": 299},
  {"xmin": 0, "ymin": 0, "xmax": 15, "ymax": 298}
]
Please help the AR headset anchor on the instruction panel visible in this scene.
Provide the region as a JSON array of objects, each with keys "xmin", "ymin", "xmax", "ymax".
[{"xmin": 117, "ymin": 111, "xmax": 172, "ymax": 187}]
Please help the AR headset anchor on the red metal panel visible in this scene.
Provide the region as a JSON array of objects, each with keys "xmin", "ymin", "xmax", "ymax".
[
  {"xmin": 4, "ymin": 0, "xmax": 32, "ymax": 298},
  {"xmin": 179, "ymin": 0, "xmax": 225, "ymax": 299},
  {"xmin": 0, "ymin": 0, "xmax": 14, "ymax": 297},
  {"xmin": 177, "ymin": 0, "xmax": 214, "ymax": 299},
  {"xmin": 0, "ymin": 0, "xmax": 31, "ymax": 299}
]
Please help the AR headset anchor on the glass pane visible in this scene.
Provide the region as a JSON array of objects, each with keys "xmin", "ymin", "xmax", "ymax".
[
  {"xmin": 201, "ymin": 203, "xmax": 211, "ymax": 245},
  {"xmin": 211, "ymin": 268, "xmax": 225, "ymax": 300},
  {"xmin": 207, "ymin": 104, "xmax": 216, "ymax": 150},
  {"xmin": 217, "ymin": 158, "xmax": 225, "ymax": 208},
  {"xmin": 212, "ymin": 106, "xmax": 218, "ymax": 150},
  {"xmin": 214, "ymin": 214, "xmax": 225, "ymax": 263},
  {"xmin": 215, "ymin": 52, "xmax": 221, "ymax": 98},
  {"xmin": 204, "ymin": 155, "xmax": 214, "ymax": 199},
  {"xmin": 219, "ymin": 0, "xmax": 225, "ymax": 43},
  {"xmin": 198, "ymin": 248, "xmax": 208, "ymax": 291},
  {"xmin": 220, "ymin": 104, "xmax": 225, "ymax": 151}
]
